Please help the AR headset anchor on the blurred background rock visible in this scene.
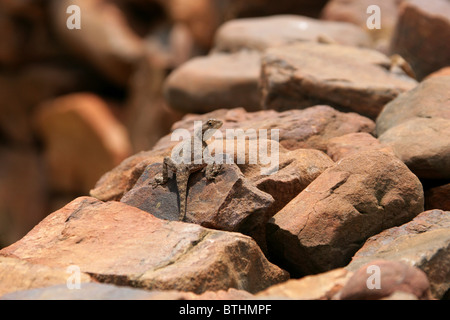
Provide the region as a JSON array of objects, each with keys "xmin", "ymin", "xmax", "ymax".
[{"xmin": 0, "ymin": 0, "xmax": 330, "ymax": 248}]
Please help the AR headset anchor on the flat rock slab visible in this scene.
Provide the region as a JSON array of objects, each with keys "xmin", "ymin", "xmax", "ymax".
[
  {"xmin": 154, "ymin": 106, "xmax": 375, "ymax": 153},
  {"xmin": 376, "ymin": 76, "xmax": 450, "ymax": 136},
  {"xmin": 379, "ymin": 117, "xmax": 450, "ymax": 179},
  {"xmin": 0, "ymin": 197, "xmax": 288, "ymax": 294},
  {"xmin": 163, "ymin": 51, "xmax": 261, "ymax": 113},
  {"xmin": 213, "ymin": 15, "xmax": 371, "ymax": 53},
  {"xmin": 260, "ymin": 42, "xmax": 418, "ymax": 119},
  {"xmin": 347, "ymin": 209, "xmax": 450, "ymax": 299},
  {"xmin": 390, "ymin": 0, "xmax": 450, "ymax": 80},
  {"xmin": 121, "ymin": 163, "xmax": 274, "ymax": 250},
  {"xmin": 267, "ymin": 150, "xmax": 424, "ymax": 276}
]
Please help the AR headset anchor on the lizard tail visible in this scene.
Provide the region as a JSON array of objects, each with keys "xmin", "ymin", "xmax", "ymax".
[{"xmin": 176, "ymin": 172, "xmax": 189, "ymax": 222}]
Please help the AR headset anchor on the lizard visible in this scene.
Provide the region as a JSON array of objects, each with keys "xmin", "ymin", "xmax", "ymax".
[
  {"xmin": 151, "ymin": 118, "xmax": 223, "ymax": 222},
  {"xmin": 388, "ymin": 54, "xmax": 416, "ymax": 79}
]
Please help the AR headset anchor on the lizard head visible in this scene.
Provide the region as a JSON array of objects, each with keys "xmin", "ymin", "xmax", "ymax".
[{"xmin": 202, "ymin": 118, "xmax": 223, "ymax": 140}]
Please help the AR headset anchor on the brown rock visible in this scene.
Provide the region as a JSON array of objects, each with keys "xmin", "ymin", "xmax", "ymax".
[
  {"xmin": 34, "ymin": 93, "xmax": 132, "ymax": 194},
  {"xmin": 390, "ymin": 0, "xmax": 450, "ymax": 80},
  {"xmin": 155, "ymin": 106, "xmax": 375, "ymax": 152},
  {"xmin": 376, "ymin": 76, "xmax": 450, "ymax": 136},
  {"xmin": 261, "ymin": 42, "xmax": 418, "ymax": 119},
  {"xmin": 321, "ymin": 0, "xmax": 402, "ymax": 52},
  {"xmin": 425, "ymin": 183, "xmax": 450, "ymax": 211},
  {"xmin": 257, "ymin": 268, "xmax": 352, "ymax": 300},
  {"xmin": 0, "ymin": 197, "xmax": 288, "ymax": 294},
  {"xmin": 326, "ymin": 132, "xmax": 393, "ymax": 161},
  {"xmin": 213, "ymin": 15, "xmax": 371, "ymax": 53},
  {"xmin": 339, "ymin": 260, "xmax": 432, "ymax": 300},
  {"xmin": 90, "ymin": 150, "xmax": 167, "ymax": 202},
  {"xmin": 347, "ymin": 209, "xmax": 450, "ymax": 299},
  {"xmin": 160, "ymin": 0, "xmax": 329, "ymax": 50},
  {"xmin": 163, "ymin": 51, "xmax": 261, "ymax": 113},
  {"xmin": 0, "ymin": 148, "xmax": 47, "ymax": 247},
  {"xmin": 0, "ymin": 256, "xmax": 92, "ymax": 297},
  {"xmin": 267, "ymin": 150, "xmax": 424, "ymax": 276},
  {"xmin": 378, "ymin": 118, "xmax": 450, "ymax": 179},
  {"xmin": 49, "ymin": 0, "xmax": 145, "ymax": 85},
  {"xmin": 121, "ymin": 163, "xmax": 274, "ymax": 250}
]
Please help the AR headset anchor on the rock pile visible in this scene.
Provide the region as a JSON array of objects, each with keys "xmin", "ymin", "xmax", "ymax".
[{"xmin": 1, "ymin": 0, "xmax": 449, "ymax": 300}]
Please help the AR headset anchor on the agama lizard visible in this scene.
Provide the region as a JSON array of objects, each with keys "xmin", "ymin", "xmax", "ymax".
[{"xmin": 152, "ymin": 119, "xmax": 223, "ymax": 222}]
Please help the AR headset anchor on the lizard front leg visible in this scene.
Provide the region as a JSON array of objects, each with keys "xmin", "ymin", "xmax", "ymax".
[
  {"xmin": 152, "ymin": 156, "xmax": 178, "ymax": 187},
  {"xmin": 204, "ymin": 162, "xmax": 223, "ymax": 181}
]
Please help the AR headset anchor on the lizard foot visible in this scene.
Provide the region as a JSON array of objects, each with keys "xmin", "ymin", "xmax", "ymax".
[
  {"xmin": 151, "ymin": 173, "xmax": 167, "ymax": 188},
  {"xmin": 205, "ymin": 163, "xmax": 223, "ymax": 181}
]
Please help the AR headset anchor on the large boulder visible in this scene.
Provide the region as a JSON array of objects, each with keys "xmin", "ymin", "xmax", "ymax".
[
  {"xmin": 260, "ymin": 42, "xmax": 417, "ymax": 119},
  {"xmin": 0, "ymin": 197, "xmax": 288, "ymax": 294},
  {"xmin": 267, "ymin": 150, "xmax": 424, "ymax": 276}
]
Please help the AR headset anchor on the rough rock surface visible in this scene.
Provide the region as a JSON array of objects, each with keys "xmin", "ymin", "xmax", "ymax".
[
  {"xmin": 260, "ymin": 42, "xmax": 418, "ymax": 119},
  {"xmin": 378, "ymin": 118, "xmax": 450, "ymax": 179},
  {"xmin": 213, "ymin": 15, "xmax": 371, "ymax": 53},
  {"xmin": 326, "ymin": 132, "xmax": 393, "ymax": 161},
  {"xmin": 339, "ymin": 260, "xmax": 432, "ymax": 300},
  {"xmin": 376, "ymin": 76, "xmax": 450, "ymax": 136},
  {"xmin": 121, "ymin": 163, "xmax": 274, "ymax": 250},
  {"xmin": 0, "ymin": 197, "xmax": 288, "ymax": 294},
  {"xmin": 390, "ymin": 0, "xmax": 450, "ymax": 80},
  {"xmin": 267, "ymin": 150, "xmax": 424, "ymax": 276},
  {"xmin": 347, "ymin": 209, "xmax": 450, "ymax": 299}
]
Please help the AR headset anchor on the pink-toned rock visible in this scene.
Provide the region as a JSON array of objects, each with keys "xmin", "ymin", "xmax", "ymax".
[
  {"xmin": 0, "ymin": 256, "xmax": 92, "ymax": 297},
  {"xmin": 347, "ymin": 209, "xmax": 450, "ymax": 299},
  {"xmin": 163, "ymin": 51, "xmax": 262, "ymax": 113},
  {"xmin": 379, "ymin": 118, "xmax": 450, "ymax": 179},
  {"xmin": 321, "ymin": 0, "xmax": 403, "ymax": 52},
  {"xmin": 389, "ymin": 0, "xmax": 450, "ymax": 80},
  {"xmin": 376, "ymin": 76, "xmax": 450, "ymax": 136},
  {"xmin": 213, "ymin": 15, "xmax": 371, "ymax": 53},
  {"xmin": 339, "ymin": 260, "xmax": 432, "ymax": 300},
  {"xmin": 261, "ymin": 42, "xmax": 417, "ymax": 119},
  {"xmin": 0, "ymin": 197, "xmax": 288, "ymax": 294},
  {"xmin": 326, "ymin": 132, "xmax": 393, "ymax": 161},
  {"xmin": 267, "ymin": 150, "xmax": 424, "ymax": 276},
  {"xmin": 257, "ymin": 268, "xmax": 352, "ymax": 300},
  {"xmin": 34, "ymin": 93, "xmax": 132, "ymax": 194}
]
